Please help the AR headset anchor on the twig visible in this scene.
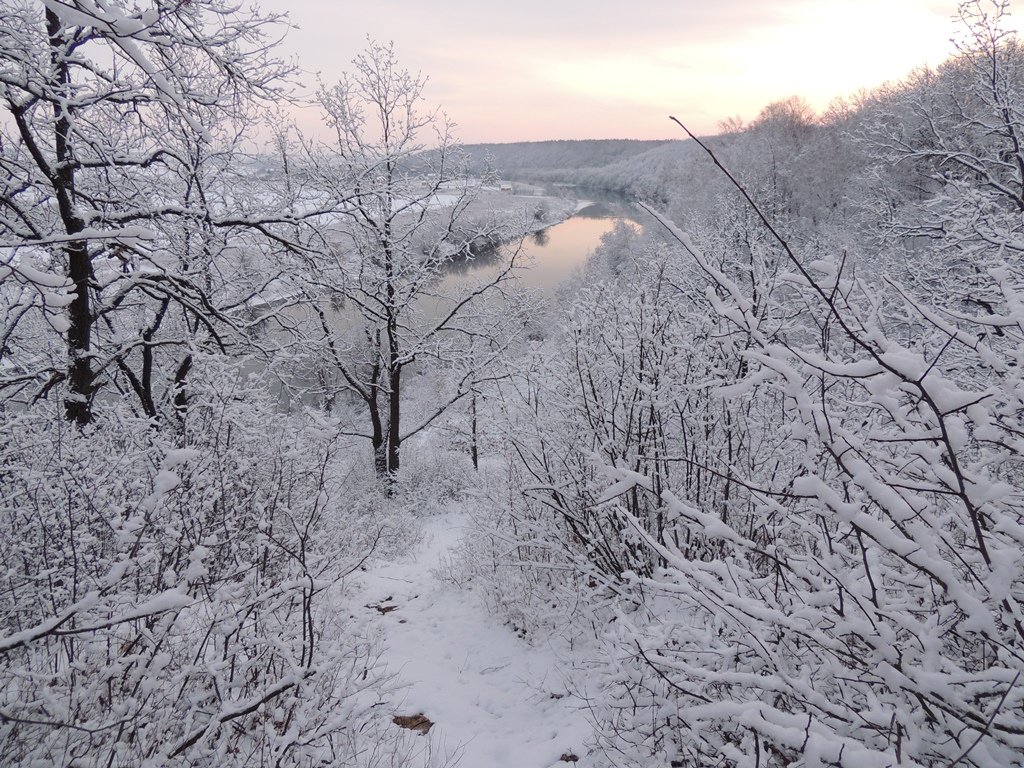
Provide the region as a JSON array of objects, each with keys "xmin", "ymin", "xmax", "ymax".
[{"xmin": 944, "ymin": 671, "xmax": 1020, "ymax": 767}]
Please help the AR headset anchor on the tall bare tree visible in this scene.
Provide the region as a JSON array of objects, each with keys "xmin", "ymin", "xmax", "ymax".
[
  {"xmin": 0, "ymin": 0, "xmax": 293, "ymax": 423},
  {"xmin": 309, "ymin": 40, "xmax": 527, "ymax": 478}
]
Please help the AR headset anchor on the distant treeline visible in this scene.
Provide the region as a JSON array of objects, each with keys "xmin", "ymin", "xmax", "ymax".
[
  {"xmin": 458, "ymin": 139, "xmax": 678, "ymax": 181},
  {"xmin": 456, "ymin": 137, "xmax": 723, "ymax": 206}
]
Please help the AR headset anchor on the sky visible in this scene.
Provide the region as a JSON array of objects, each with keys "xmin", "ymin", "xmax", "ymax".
[{"xmin": 260, "ymin": 0, "xmax": 961, "ymax": 143}]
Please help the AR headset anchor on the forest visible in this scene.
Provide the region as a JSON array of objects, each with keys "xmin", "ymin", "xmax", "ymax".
[{"xmin": 2, "ymin": 0, "xmax": 1024, "ymax": 766}]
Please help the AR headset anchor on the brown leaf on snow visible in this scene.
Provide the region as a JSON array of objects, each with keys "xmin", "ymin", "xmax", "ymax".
[{"xmin": 393, "ymin": 713, "xmax": 433, "ymax": 734}]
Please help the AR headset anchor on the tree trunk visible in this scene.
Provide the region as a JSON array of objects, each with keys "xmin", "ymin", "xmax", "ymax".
[
  {"xmin": 383, "ymin": 233, "xmax": 401, "ymax": 480},
  {"xmin": 371, "ymin": 403, "xmax": 388, "ymax": 477},
  {"xmin": 173, "ymin": 354, "xmax": 192, "ymax": 425},
  {"xmin": 387, "ymin": 363, "xmax": 401, "ymax": 476},
  {"xmin": 65, "ymin": 238, "xmax": 93, "ymax": 425},
  {"xmin": 373, "ymin": 441, "xmax": 389, "ymax": 478},
  {"xmin": 46, "ymin": 10, "xmax": 94, "ymax": 424},
  {"xmin": 470, "ymin": 391, "xmax": 479, "ymax": 470}
]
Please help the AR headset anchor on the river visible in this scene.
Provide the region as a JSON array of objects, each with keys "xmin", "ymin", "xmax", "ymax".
[{"xmin": 437, "ymin": 200, "xmax": 638, "ymax": 299}]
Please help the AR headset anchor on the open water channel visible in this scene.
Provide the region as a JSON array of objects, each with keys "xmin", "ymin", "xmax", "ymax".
[{"xmin": 439, "ymin": 199, "xmax": 638, "ymax": 298}]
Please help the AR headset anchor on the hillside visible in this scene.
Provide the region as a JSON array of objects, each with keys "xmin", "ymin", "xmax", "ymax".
[{"xmin": 459, "ymin": 138, "xmax": 676, "ymax": 181}]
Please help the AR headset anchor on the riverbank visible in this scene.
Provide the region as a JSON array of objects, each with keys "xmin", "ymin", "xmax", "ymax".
[{"xmin": 444, "ymin": 187, "xmax": 579, "ymax": 253}]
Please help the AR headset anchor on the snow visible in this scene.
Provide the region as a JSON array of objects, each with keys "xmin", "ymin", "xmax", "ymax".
[{"xmin": 350, "ymin": 511, "xmax": 593, "ymax": 767}]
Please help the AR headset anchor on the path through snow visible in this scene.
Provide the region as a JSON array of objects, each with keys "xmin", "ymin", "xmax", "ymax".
[{"xmin": 352, "ymin": 511, "xmax": 592, "ymax": 767}]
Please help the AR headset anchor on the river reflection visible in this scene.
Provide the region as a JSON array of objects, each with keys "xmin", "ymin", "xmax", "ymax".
[
  {"xmin": 438, "ymin": 206, "xmax": 639, "ymax": 299},
  {"xmin": 517, "ymin": 215, "xmax": 630, "ymax": 292}
]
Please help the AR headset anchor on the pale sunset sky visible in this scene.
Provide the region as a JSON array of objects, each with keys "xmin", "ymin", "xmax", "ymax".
[{"xmin": 261, "ymin": 0, "xmax": 962, "ymax": 142}]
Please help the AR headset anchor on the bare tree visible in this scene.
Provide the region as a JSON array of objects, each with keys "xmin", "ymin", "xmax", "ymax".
[
  {"xmin": 860, "ymin": 0, "xmax": 1024, "ymax": 304},
  {"xmin": 0, "ymin": 0, "xmax": 294, "ymax": 423},
  {"xmin": 307, "ymin": 40, "xmax": 528, "ymax": 479}
]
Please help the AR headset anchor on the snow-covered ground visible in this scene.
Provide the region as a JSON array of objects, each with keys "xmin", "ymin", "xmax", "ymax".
[{"xmin": 350, "ymin": 511, "xmax": 593, "ymax": 767}]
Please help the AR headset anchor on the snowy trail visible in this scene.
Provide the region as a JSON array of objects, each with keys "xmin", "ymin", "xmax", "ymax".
[{"xmin": 352, "ymin": 511, "xmax": 592, "ymax": 767}]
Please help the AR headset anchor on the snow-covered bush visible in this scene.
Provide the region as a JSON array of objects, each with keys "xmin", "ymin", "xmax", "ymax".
[
  {"xmin": 585, "ymin": 218, "xmax": 1024, "ymax": 765},
  {"xmin": 477, "ymin": 5, "xmax": 1024, "ymax": 761},
  {"xmin": 573, "ymin": 10, "xmax": 1024, "ymax": 761},
  {"xmin": 394, "ymin": 445, "xmax": 478, "ymax": 509},
  {"xmin": 0, "ymin": 368, "xmax": 402, "ymax": 765},
  {"xmin": 442, "ymin": 475, "xmax": 585, "ymax": 641},
  {"xmin": 486, "ymin": 212, "xmax": 1024, "ymax": 767}
]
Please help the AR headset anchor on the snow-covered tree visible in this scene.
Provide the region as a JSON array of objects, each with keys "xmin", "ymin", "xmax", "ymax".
[
  {"xmin": 860, "ymin": 0, "xmax": 1024, "ymax": 305},
  {"xmin": 0, "ymin": 0, "xmax": 298, "ymax": 423},
  {"xmin": 304, "ymin": 40, "xmax": 528, "ymax": 479}
]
